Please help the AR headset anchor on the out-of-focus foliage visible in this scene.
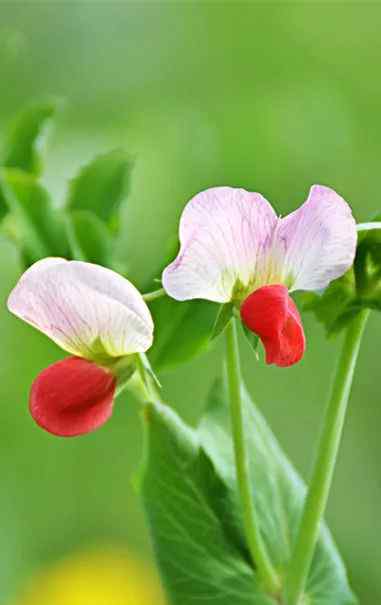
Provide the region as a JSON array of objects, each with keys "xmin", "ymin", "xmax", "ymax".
[
  {"xmin": 0, "ymin": 105, "xmax": 132, "ymax": 272},
  {"xmin": 65, "ymin": 210, "xmax": 113, "ymax": 266},
  {"xmin": 67, "ymin": 150, "xmax": 132, "ymax": 228},
  {"xmin": 2, "ymin": 101, "xmax": 56, "ymax": 177},
  {"xmin": 1, "ymin": 3, "xmax": 381, "ymax": 605},
  {"xmin": 0, "ymin": 169, "xmax": 69, "ymax": 263}
]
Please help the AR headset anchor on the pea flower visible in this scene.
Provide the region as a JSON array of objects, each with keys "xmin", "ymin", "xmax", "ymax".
[
  {"xmin": 162, "ymin": 185, "xmax": 356, "ymax": 367},
  {"xmin": 7, "ymin": 259, "xmax": 153, "ymax": 436}
]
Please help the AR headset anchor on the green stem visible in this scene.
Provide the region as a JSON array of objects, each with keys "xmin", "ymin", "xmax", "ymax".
[
  {"xmin": 285, "ymin": 310, "xmax": 369, "ymax": 605},
  {"xmin": 225, "ymin": 319, "xmax": 280, "ymax": 596},
  {"xmin": 143, "ymin": 287, "xmax": 166, "ymax": 302}
]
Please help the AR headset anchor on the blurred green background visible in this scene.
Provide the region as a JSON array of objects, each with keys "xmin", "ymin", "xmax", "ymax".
[{"xmin": 0, "ymin": 2, "xmax": 380, "ymax": 603}]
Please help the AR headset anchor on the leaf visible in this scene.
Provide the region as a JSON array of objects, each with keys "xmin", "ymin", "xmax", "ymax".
[
  {"xmin": 65, "ymin": 210, "xmax": 113, "ymax": 265},
  {"xmin": 141, "ymin": 381, "xmax": 357, "ymax": 605},
  {"xmin": 141, "ymin": 399, "xmax": 273, "ymax": 605},
  {"xmin": 2, "ymin": 101, "xmax": 56, "ymax": 176},
  {"xmin": 354, "ymin": 214, "xmax": 381, "ymax": 305},
  {"xmin": 199, "ymin": 381, "xmax": 357, "ymax": 604},
  {"xmin": 148, "ymin": 296, "xmax": 219, "ymax": 372},
  {"xmin": 211, "ymin": 302, "xmax": 234, "ymax": 340},
  {"xmin": 304, "ymin": 216, "xmax": 381, "ymax": 335},
  {"xmin": 301, "ymin": 269, "xmax": 360, "ymax": 336},
  {"xmin": 66, "ymin": 150, "xmax": 132, "ymax": 227},
  {"xmin": 0, "ymin": 168, "xmax": 69, "ymax": 265}
]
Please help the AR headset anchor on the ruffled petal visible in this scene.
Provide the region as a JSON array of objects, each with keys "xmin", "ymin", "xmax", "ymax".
[
  {"xmin": 162, "ymin": 186, "xmax": 277, "ymax": 302},
  {"xmin": 275, "ymin": 185, "xmax": 357, "ymax": 292},
  {"xmin": 240, "ymin": 284, "xmax": 305, "ymax": 367},
  {"xmin": 30, "ymin": 357, "xmax": 116, "ymax": 437},
  {"xmin": 8, "ymin": 259, "xmax": 154, "ymax": 358}
]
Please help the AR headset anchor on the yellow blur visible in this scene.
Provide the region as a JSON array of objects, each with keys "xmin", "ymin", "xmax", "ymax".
[{"xmin": 12, "ymin": 548, "xmax": 166, "ymax": 605}]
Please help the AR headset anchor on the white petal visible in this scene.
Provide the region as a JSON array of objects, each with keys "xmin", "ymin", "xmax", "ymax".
[
  {"xmin": 275, "ymin": 185, "xmax": 357, "ymax": 292},
  {"xmin": 162, "ymin": 186, "xmax": 278, "ymax": 302},
  {"xmin": 7, "ymin": 258, "xmax": 154, "ymax": 358}
]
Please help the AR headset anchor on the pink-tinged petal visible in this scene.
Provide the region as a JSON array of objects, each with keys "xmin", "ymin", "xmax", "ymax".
[
  {"xmin": 240, "ymin": 284, "xmax": 305, "ymax": 367},
  {"xmin": 8, "ymin": 259, "xmax": 153, "ymax": 358},
  {"xmin": 275, "ymin": 185, "xmax": 357, "ymax": 292},
  {"xmin": 30, "ymin": 357, "xmax": 116, "ymax": 437},
  {"xmin": 162, "ymin": 186, "xmax": 278, "ymax": 302}
]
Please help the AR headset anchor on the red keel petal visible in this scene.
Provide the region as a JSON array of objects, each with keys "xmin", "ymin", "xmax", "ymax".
[
  {"xmin": 240, "ymin": 284, "xmax": 306, "ymax": 367},
  {"xmin": 30, "ymin": 357, "xmax": 116, "ymax": 437}
]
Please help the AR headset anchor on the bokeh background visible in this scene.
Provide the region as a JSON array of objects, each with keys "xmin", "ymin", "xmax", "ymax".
[{"xmin": 0, "ymin": 2, "xmax": 380, "ymax": 603}]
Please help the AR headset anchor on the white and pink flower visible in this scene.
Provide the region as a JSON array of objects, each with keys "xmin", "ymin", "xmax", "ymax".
[
  {"xmin": 163, "ymin": 185, "xmax": 357, "ymax": 367},
  {"xmin": 8, "ymin": 259, "xmax": 154, "ymax": 436}
]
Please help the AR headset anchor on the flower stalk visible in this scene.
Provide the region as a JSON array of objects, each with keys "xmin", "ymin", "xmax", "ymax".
[
  {"xmin": 143, "ymin": 287, "xmax": 166, "ymax": 302},
  {"xmin": 285, "ymin": 309, "xmax": 369, "ymax": 605},
  {"xmin": 225, "ymin": 318, "xmax": 280, "ymax": 596}
]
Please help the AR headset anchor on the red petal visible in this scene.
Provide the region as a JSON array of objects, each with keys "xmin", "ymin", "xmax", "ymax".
[
  {"xmin": 240, "ymin": 284, "xmax": 306, "ymax": 367},
  {"xmin": 29, "ymin": 357, "xmax": 116, "ymax": 437}
]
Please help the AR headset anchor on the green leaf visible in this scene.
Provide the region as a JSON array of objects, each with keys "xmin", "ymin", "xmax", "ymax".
[
  {"xmin": 142, "ymin": 381, "xmax": 356, "ymax": 604},
  {"xmin": 211, "ymin": 302, "xmax": 234, "ymax": 340},
  {"xmin": 302, "ymin": 269, "xmax": 360, "ymax": 336},
  {"xmin": 148, "ymin": 296, "xmax": 219, "ymax": 372},
  {"xmin": 65, "ymin": 210, "xmax": 113, "ymax": 265},
  {"xmin": 0, "ymin": 169, "xmax": 69, "ymax": 265},
  {"xmin": 2, "ymin": 101, "xmax": 56, "ymax": 176},
  {"xmin": 305, "ymin": 217, "xmax": 381, "ymax": 335},
  {"xmin": 141, "ymin": 399, "xmax": 273, "ymax": 605},
  {"xmin": 66, "ymin": 150, "xmax": 132, "ymax": 227}
]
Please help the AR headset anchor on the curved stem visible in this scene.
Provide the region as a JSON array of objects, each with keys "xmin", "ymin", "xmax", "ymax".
[
  {"xmin": 143, "ymin": 287, "xmax": 166, "ymax": 302},
  {"xmin": 285, "ymin": 310, "xmax": 369, "ymax": 605},
  {"xmin": 225, "ymin": 319, "xmax": 280, "ymax": 596}
]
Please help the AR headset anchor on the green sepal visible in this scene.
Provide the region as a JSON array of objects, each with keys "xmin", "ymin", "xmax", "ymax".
[
  {"xmin": 136, "ymin": 352, "xmax": 162, "ymax": 391},
  {"xmin": 141, "ymin": 380, "xmax": 356, "ymax": 604},
  {"xmin": 241, "ymin": 322, "xmax": 260, "ymax": 357},
  {"xmin": 211, "ymin": 302, "xmax": 234, "ymax": 340},
  {"xmin": 66, "ymin": 149, "xmax": 132, "ymax": 229},
  {"xmin": 110, "ymin": 355, "xmax": 138, "ymax": 397},
  {"xmin": 0, "ymin": 168, "xmax": 69, "ymax": 265}
]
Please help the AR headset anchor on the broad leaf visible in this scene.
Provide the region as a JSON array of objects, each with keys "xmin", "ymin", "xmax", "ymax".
[
  {"xmin": 65, "ymin": 210, "xmax": 113, "ymax": 265},
  {"xmin": 0, "ymin": 169, "xmax": 69, "ymax": 265},
  {"xmin": 66, "ymin": 150, "xmax": 132, "ymax": 227},
  {"xmin": 148, "ymin": 296, "xmax": 219, "ymax": 371},
  {"xmin": 142, "ymin": 399, "xmax": 273, "ymax": 605},
  {"xmin": 142, "ymin": 381, "xmax": 356, "ymax": 604},
  {"xmin": 2, "ymin": 101, "xmax": 56, "ymax": 176}
]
